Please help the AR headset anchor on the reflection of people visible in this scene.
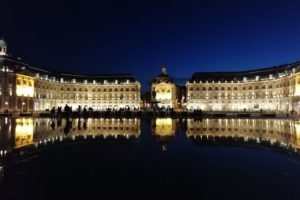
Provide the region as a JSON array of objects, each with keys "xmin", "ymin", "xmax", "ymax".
[
  {"xmin": 64, "ymin": 119, "xmax": 72, "ymax": 135},
  {"xmin": 50, "ymin": 120, "xmax": 55, "ymax": 130},
  {"xmin": 0, "ymin": 166, "xmax": 4, "ymax": 182},
  {"xmin": 83, "ymin": 119, "xmax": 87, "ymax": 130},
  {"xmin": 78, "ymin": 119, "xmax": 81, "ymax": 130},
  {"xmin": 57, "ymin": 118, "xmax": 62, "ymax": 127}
]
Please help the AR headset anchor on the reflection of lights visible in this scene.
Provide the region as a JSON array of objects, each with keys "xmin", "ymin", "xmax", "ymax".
[
  {"xmin": 0, "ymin": 166, "xmax": 4, "ymax": 179},
  {"xmin": 154, "ymin": 118, "xmax": 175, "ymax": 136},
  {"xmin": 162, "ymin": 144, "xmax": 168, "ymax": 151},
  {"xmin": 15, "ymin": 118, "xmax": 33, "ymax": 148},
  {"xmin": 295, "ymin": 121, "xmax": 300, "ymax": 138}
]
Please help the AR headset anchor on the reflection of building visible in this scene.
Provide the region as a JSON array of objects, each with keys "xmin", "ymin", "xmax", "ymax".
[
  {"xmin": 151, "ymin": 65, "xmax": 177, "ymax": 109},
  {"xmin": 152, "ymin": 118, "xmax": 176, "ymax": 151},
  {"xmin": 14, "ymin": 118, "xmax": 33, "ymax": 148},
  {"xmin": 186, "ymin": 63, "xmax": 300, "ymax": 113},
  {"xmin": 0, "ymin": 39, "xmax": 141, "ymax": 113},
  {"xmin": 187, "ymin": 118, "xmax": 300, "ymax": 151},
  {"xmin": 153, "ymin": 118, "xmax": 176, "ymax": 136},
  {"xmin": 0, "ymin": 117, "xmax": 141, "ymax": 151},
  {"xmin": 0, "ymin": 117, "xmax": 13, "ymax": 154},
  {"xmin": 33, "ymin": 118, "xmax": 141, "ymax": 141}
]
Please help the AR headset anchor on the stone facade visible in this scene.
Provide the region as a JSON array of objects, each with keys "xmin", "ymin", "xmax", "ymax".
[
  {"xmin": 151, "ymin": 65, "xmax": 178, "ymax": 109},
  {"xmin": 187, "ymin": 63, "xmax": 300, "ymax": 113},
  {"xmin": 0, "ymin": 39, "xmax": 141, "ymax": 113}
]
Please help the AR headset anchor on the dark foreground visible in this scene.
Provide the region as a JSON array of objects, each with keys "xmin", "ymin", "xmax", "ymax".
[{"xmin": 0, "ymin": 118, "xmax": 299, "ymax": 200}]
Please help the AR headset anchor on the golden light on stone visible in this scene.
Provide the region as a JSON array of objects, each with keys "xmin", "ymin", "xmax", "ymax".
[{"xmin": 16, "ymin": 74, "xmax": 34, "ymax": 97}]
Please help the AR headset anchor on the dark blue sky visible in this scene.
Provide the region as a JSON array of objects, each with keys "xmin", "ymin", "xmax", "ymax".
[{"xmin": 1, "ymin": 0, "xmax": 300, "ymax": 90}]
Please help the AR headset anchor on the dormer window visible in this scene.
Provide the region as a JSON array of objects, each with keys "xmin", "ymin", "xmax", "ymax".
[
  {"xmin": 84, "ymin": 79, "xmax": 88, "ymax": 84},
  {"xmin": 72, "ymin": 79, "xmax": 76, "ymax": 83},
  {"xmin": 269, "ymin": 74, "xmax": 273, "ymax": 79}
]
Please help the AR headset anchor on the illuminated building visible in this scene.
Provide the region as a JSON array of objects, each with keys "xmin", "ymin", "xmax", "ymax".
[
  {"xmin": 151, "ymin": 65, "xmax": 178, "ymax": 109},
  {"xmin": 0, "ymin": 38, "xmax": 141, "ymax": 113},
  {"xmin": 187, "ymin": 63, "xmax": 300, "ymax": 113}
]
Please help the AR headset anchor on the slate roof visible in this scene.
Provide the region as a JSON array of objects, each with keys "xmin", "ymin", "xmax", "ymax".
[
  {"xmin": 0, "ymin": 55, "xmax": 137, "ymax": 83},
  {"xmin": 189, "ymin": 61, "xmax": 300, "ymax": 83}
]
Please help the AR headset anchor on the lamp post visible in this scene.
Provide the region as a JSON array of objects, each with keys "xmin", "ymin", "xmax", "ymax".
[
  {"xmin": 4, "ymin": 101, "xmax": 8, "ymax": 113},
  {"xmin": 22, "ymin": 102, "xmax": 25, "ymax": 113}
]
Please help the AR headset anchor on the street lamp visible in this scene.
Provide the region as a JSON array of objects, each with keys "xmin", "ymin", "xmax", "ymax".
[
  {"xmin": 4, "ymin": 102, "xmax": 8, "ymax": 113},
  {"xmin": 22, "ymin": 102, "xmax": 25, "ymax": 113}
]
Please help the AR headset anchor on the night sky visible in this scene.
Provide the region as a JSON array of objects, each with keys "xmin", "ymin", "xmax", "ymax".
[{"xmin": 1, "ymin": 0, "xmax": 300, "ymax": 91}]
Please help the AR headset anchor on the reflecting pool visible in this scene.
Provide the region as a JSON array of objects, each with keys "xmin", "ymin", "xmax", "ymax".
[{"xmin": 0, "ymin": 117, "xmax": 300, "ymax": 199}]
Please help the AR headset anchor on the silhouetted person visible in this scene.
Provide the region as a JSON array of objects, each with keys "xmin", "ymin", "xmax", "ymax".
[{"xmin": 50, "ymin": 107, "xmax": 55, "ymax": 119}]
